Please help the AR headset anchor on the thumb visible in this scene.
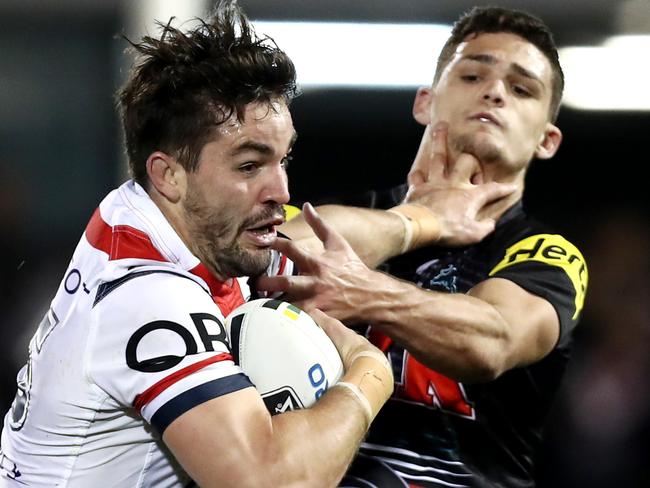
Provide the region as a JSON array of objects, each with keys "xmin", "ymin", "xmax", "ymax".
[
  {"xmin": 476, "ymin": 182, "xmax": 518, "ymax": 206},
  {"xmin": 472, "ymin": 218, "xmax": 497, "ymax": 241}
]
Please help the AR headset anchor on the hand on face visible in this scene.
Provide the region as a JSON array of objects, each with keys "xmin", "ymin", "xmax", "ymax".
[
  {"xmin": 255, "ymin": 203, "xmax": 372, "ymax": 323},
  {"xmin": 405, "ymin": 122, "xmax": 517, "ymax": 246}
]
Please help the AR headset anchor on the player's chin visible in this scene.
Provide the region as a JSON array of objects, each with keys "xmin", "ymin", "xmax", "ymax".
[
  {"xmin": 468, "ymin": 135, "xmax": 504, "ymax": 165},
  {"xmin": 240, "ymin": 247, "xmax": 274, "ymax": 276},
  {"xmin": 215, "ymin": 243, "xmax": 272, "ymax": 278}
]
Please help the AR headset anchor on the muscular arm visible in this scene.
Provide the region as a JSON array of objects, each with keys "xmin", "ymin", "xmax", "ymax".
[
  {"xmin": 164, "ymin": 385, "xmax": 367, "ymax": 488},
  {"xmin": 281, "ymin": 126, "xmax": 516, "ymax": 268},
  {"xmin": 281, "ymin": 204, "xmax": 407, "ymax": 268},
  {"xmin": 332, "ymin": 271, "xmax": 560, "ymax": 383},
  {"xmin": 163, "ymin": 310, "xmax": 393, "ymax": 487},
  {"xmin": 259, "ymin": 213, "xmax": 559, "ymax": 384},
  {"xmin": 282, "ymin": 186, "xmax": 513, "ymax": 270}
]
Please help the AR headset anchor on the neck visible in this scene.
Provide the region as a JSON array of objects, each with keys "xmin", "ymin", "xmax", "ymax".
[
  {"xmin": 149, "ymin": 188, "xmax": 190, "ymax": 244},
  {"xmin": 478, "ymin": 176, "xmax": 525, "ymax": 222}
]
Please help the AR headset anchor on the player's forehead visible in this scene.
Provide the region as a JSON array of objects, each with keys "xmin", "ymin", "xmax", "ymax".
[
  {"xmin": 205, "ymin": 100, "xmax": 296, "ymax": 158},
  {"xmin": 219, "ymin": 100, "xmax": 292, "ymax": 136},
  {"xmin": 449, "ymin": 32, "xmax": 552, "ymax": 84}
]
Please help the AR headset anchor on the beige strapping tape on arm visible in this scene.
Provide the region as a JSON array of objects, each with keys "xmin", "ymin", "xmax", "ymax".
[
  {"xmin": 334, "ymin": 350, "xmax": 393, "ymax": 425},
  {"xmin": 387, "ymin": 204, "xmax": 441, "ymax": 252}
]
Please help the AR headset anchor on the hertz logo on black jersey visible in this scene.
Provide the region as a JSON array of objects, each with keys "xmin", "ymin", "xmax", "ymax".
[{"xmin": 489, "ymin": 234, "xmax": 588, "ymax": 318}]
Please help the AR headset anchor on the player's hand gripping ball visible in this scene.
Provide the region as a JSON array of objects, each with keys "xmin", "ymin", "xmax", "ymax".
[{"xmin": 225, "ymin": 299, "xmax": 344, "ymax": 415}]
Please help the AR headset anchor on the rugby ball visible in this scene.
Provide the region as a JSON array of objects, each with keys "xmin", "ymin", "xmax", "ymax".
[{"xmin": 225, "ymin": 298, "xmax": 344, "ymax": 415}]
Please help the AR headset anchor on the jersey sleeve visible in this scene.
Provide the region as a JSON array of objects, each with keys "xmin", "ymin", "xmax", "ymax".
[
  {"xmin": 488, "ymin": 233, "xmax": 588, "ymax": 346},
  {"xmin": 87, "ymin": 272, "xmax": 253, "ymax": 435}
]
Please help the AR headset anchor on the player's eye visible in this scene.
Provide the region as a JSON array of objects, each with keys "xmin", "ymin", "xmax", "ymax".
[
  {"xmin": 238, "ymin": 162, "xmax": 260, "ymax": 175},
  {"xmin": 461, "ymin": 74, "xmax": 480, "ymax": 83},
  {"xmin": 513, "ymin": 85, "xmax": 532, "ymax": 97}
]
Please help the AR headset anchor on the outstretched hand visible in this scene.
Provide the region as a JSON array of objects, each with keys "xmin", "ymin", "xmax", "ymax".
[
  {"xmin": 405, "ymin": 122, "xmax": 517, "ymax": 247},
  {"xmin": 256, "ymin": 203, "xmax": 374, "ymax": 322}
]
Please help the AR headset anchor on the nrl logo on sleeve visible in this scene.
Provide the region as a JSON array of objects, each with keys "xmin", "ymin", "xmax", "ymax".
[
  {"xmin": 262, "ymin": 386, "xmax": 305, "ymax": 415},
  {"xmin": 489, "ymin": 234, "xmax": 588, "ymax": 318}
]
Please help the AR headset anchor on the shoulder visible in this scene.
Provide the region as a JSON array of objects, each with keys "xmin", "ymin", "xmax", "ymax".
[
  {"xmin": 487, "ymin": 214, "xmax": 588, "ymax": 343},
  {"xmin": 87, "ymin": 269, "xmax": 250, "ymax": 433},
  {"xmin": 489, "ymin": 212, "xmax": 588, "ymax": 305},
  {"xmin": 90, "ymin": 270, "xmax": 230, "ymax": 370},
  {"xmin": 90, "ymin": 269, "xmax": 219, "ymax": 336},
  {"xmin": 94, "ymin": 268, "xmax": 212, "ymax": 309}
]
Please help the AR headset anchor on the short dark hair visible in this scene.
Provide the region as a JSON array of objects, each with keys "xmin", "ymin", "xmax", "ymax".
[
  {"xmin": 118, "ymin": 0, "xmax": 298, "ymax": 187},
  {"xmin": 434, "ymin": 6, "xmax": 564, "ymax": 121}
]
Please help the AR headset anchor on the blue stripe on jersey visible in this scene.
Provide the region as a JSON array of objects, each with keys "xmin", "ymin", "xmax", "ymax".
[
  {"xmin": 94, "ymin": 270, "xmax": 210, "ymax": 307},
  {"xmin": 151, "ymin": 373, "xmax": 253, "ymax": 435}
]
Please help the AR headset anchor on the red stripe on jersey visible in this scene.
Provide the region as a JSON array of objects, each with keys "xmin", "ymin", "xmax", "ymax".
[
  {"xmin": 133, "ymin": 352, "xmax": 233, "ymax": 413},
  {"xmin": 85, "ymin": 208, "xmax": 166, "ymax": 262},
  {"xmin": 278, "ymin": 254, "xmax": 287, "ymax": 276},
  {"xmin": 85, "ymin": 208, "xmax": 244, "ymax": 313},
  {"xmin": 85, "ymin": 208, "xmax": 113, "ymax": 255},
  {"xmin": 190, "ymin": 263, "xmax": 245, "ymax": 316}
]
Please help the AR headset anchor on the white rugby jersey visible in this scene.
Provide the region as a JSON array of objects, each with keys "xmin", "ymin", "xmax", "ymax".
[{"xmin": 0, "ymin": 181, "xmax": 295, "ymax": 487}]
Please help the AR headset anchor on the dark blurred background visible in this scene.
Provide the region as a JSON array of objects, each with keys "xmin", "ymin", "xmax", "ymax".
[{"xmin": 1, "ymin": 1, "xmax": 648, "ymax": 486}]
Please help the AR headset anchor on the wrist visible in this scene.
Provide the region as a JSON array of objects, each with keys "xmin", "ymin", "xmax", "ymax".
[
  {"xmin": 387, "ymin": 204, "xmax": 441, "ymax": 252},
  {"xmin": 335, "ymin": 350, "xmax": 393, "ymax": 424}
]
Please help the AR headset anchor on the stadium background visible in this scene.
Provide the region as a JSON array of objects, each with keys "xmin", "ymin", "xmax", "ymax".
[{"xmin": 1, "ymin": 1, "xmax": 648, "ymax": 486}]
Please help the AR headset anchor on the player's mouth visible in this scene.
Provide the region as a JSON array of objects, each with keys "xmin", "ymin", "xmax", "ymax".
[
  {"xmin": 469, "ymin": 112, "xmax": 502, "ymax": 128},
  {"xmin": 243, "ymin": 216, "xmax": 285, "ymax": 248}
]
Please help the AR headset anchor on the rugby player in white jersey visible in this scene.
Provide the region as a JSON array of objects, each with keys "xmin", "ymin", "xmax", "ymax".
[
  {"xmin": 0, "ymin": 2, "xmax": 514, "ymax": 486},
  {"xmin": 0, "ymin": 3, "xmax": 397, "ymax": 486}
]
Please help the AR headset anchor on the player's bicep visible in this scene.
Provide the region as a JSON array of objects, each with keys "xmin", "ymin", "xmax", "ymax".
[
  {"xmin": 469, "ymin": 277, "xmax": 560, "ymax": 367},
  {"xmin": 163, "ymin": 386, "xmax": 274, "ymax": 488}
]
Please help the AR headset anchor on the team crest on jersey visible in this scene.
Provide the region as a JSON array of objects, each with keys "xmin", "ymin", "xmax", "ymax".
[
  {"xmin": 416, "ymin": 260, "xmax": 458, "ymax": 292},
  {"xmin": 490, "ymin": 234, "xmax": 588, "ymax": 318},
  {"xmin": 262, "ymin": 386, "xmax": 304, "ymax": 415}
]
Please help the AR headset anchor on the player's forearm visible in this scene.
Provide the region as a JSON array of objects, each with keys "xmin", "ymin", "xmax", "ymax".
[
  {"xmin": 351, "ymin": 272, "xmax": 513, "ymax": 383},
  {"xmin": 264, "ymin": 343, "xmax": 392, "ymax": 487},
  {"xmin": 250, "ymin": 350, "xmax": 391, "ymax": 487},
  {"xmin": 266, "ymin": 387, "xmax": 369, "ymax": 487},
  {"xmin": 167, "ymin": 343, "xmax": 391, "ymax": 487},
  {"xmin": 169, "ymin": 389, "xmax": 369, "ymax": 488},
  {"xmin": 281, "ymin": 205, "xmax": 408, "ymax": 268}
]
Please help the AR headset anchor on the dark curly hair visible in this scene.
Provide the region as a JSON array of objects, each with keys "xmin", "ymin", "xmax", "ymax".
[
  {"xmin": 118, "ymin": 0, "xmax": 298, "ymax": 187},
  {"xmin": 434, "ymin": 6, "xmax": 564, "ymax": 121}
]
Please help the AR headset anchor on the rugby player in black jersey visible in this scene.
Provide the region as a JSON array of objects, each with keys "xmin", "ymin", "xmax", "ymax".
[{"xmin": 259, "ymin": 7, "xmax": 588, "ymax": 487}]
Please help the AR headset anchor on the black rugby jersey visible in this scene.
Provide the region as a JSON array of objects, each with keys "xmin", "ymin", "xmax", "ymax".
[{"xmin": 339, "ymin": 185, "xmax": 588, "ymax": 488}]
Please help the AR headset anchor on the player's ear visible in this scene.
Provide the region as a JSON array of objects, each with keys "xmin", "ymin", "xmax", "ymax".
[
  {"xmin": 413, "ymin": 87, "xmax": 434, "ymax": 126},
  {"xmin": 146, "ymin": 151, "xmax": 186, "ymax": 202},
  {"xmin": 535, "ymin": 123, "xmax": 562, "ymax": 160}
]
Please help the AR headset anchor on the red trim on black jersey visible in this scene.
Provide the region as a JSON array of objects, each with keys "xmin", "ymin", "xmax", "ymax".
[
  {"xmin": 85, "ymin": 208, "xmax": 166, "ymax": 262},
  {"xmin": 369, "ymin": 328, "xmax": 393, "ymax": 352},
  {"xmin": 133, "ymin": 352, "xmax": 233, "ymax": 413}
]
